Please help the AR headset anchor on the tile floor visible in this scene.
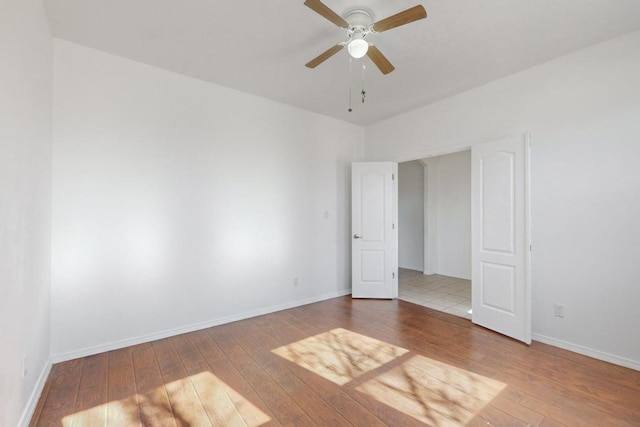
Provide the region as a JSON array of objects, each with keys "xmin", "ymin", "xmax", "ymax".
[{"xmin": 398, "ymin": 268, "xmax": 472, "ymax": 319}]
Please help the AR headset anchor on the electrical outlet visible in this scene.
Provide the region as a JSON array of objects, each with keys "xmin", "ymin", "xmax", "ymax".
[{"xmin": 553, "ymin": 304, "xmax": 565, "ymax": 318}]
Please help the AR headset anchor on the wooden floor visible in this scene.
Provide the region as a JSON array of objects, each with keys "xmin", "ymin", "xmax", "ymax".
[{"xmin": 31, "ymin": 297, "xmax": 640, "ymax": 426}]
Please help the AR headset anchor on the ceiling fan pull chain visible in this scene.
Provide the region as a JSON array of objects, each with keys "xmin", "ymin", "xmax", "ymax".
[
  {"xmin": 348, "ymin": 56, "xmax": 353, "ymax": 112},
  {"xmin": 361, "ymin": 62, "xmax": 366, "ymax": 104}
]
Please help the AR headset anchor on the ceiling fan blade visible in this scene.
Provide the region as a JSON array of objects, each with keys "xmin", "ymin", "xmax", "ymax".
[
  {"xmin": 372, "ymin": 5, "xmax": 427, "ymax": 33},
  {"xmin": 306, "ymin": 44, "xmax": 345, "ymax": 68},
  {"xmin": 367, "ymin": 46, "xmax": 395, "ymax": 74},
  {"xmin": 304, "ymin": 0, "xmax": 349, "ymax": 29}
]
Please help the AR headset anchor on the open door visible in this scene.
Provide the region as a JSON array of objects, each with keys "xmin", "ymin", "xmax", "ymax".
[
  {"xmin": 472, "ymin": 134, "xmax": 531, "ymax": 344},
  {"xmin": 352, "ymin": 162, "xmax": 397, "ymax": 299}
]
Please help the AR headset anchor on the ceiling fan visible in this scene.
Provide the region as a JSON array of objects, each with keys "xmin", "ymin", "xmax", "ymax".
[{"xmin": 304, "ymin": 0, "xmax": 427, "ymax": 74}]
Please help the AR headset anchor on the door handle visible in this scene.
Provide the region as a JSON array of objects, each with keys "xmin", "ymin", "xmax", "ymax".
[{"xmin": 353, "ymin": 234, "xmax": 362, "ymax": 239}]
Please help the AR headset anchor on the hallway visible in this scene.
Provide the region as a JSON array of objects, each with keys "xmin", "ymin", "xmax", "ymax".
[{"xmin": 398, "ymin": 268, "xmax": 472, "ymax": 319}]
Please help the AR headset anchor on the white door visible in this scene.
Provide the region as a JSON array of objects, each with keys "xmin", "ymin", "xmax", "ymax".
[
  {"xmin": 352, "ymin": 162, "xmax": 397, "ymax": 299},
  {"xmin": 471, "ymin": 134, "xmax": 531, "ymax": 343}
]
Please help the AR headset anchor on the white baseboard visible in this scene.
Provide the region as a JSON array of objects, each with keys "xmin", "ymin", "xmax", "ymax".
[
  {"xmin": 532, "ymin": 333, "xmax": 640, "ymax": 371},
  {"xmin": 51, "ymin": 289, "xmax": 352, "ymax": 363},
  {"xmin": 19, "ymin": 358, "xmax": 52, "ymax": 427}
]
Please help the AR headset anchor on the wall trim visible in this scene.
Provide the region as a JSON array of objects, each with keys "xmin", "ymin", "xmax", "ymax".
[
  {"xmin": 51, "ymin": 289, "xmax": 352, "ymax": 363},
  {"xmin": 532, "ymin": 333, "xmax": 640, "ymax": 372},
  {"xmin": 19, "ymin": 358, "xmax": 52, "ymax": 427}
]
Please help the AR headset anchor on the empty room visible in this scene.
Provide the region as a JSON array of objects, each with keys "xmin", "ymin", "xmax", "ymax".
[{"xmin": 2, "ymin": 0, "xmax": 640, "ymax": 426}]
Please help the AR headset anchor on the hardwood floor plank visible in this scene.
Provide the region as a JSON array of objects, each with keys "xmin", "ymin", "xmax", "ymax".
[
  {"xmin": 479, "ymin": 344, "xmax": 640, "ymax": 422},
  {"xmin": 206, "ymin": 327, "xmax": 314, "ymax": 425},
  {"xmin": 132, "ymin": 345, "xmax": 177, "ymax": 427},
  {"xmin": 152, "ymin": 338, "xmax": 212, "ymax": 426},
  {"xmin": 228, "ymin": 319, "xmax": 358, "ymax": 426},
  {"xmin": 281, "ymin": 303, "xmax": 488, "ymax": 426},
  {"xmin": 531, "ymin": 340, "xmax": 640, "ymax": 385},
  {"xmin": 186, "ymin": 330, "xmax": 280, "ymax": 426},
  {"xmin": 467, "ymin": 404, "xmax": 529, "ymax": 427},
  {"xmin": 329, "ymin": 299, "xmax": 636, "ymax": 424},
  {"xmin": 253, "ymin": 313, "xmax": 389, "ymax": 427},
  {"xmin": 487, "ymin": 395, "xmax": 545, "ymax": 426},
  {"xmin": 169, "ymin": 334, "xmax": 248, "ymax": 426},
  {"xmin": 70, "ymin": 353, "xmax": 109, "ymax": 427},
  {"xmin": 107, "ymin": 348, "xmax": 142, "ymax": 427},
  {"xmin": 539, "ymin": 415, "xmax": 570, "ymax": 426},
  {"xmin": 518, "ymin": 393, "xmax": 630, "ymax": 426},
  {"xmin": 264, "ymin": 313, "xmax": 425, "ymax": 426},
  {"xmin": 31, "ymin": 359, "xmax": 83, "ymax": 426},
  {"xmin": 30, "ymin": 296, "xmax": 640, "ymax": 426},
  {"xmin": 481, "ymin": 354, "xmax": 637, "ymax": 425}
]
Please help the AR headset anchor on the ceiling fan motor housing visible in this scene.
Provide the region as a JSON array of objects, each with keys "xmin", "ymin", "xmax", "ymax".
[{"xmin": 345, "ymin": 9, "xmax": 373, "ymax": 33}]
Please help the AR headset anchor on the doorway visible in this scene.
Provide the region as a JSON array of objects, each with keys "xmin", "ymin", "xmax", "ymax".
[
  {"xmin": 397, "ymin": 150, "xmax": 472, "ymax": 319},
  {"xmin": 398, "ymin": 269, "xmax": 472, "ymax": 319},
  {"xmin": 352, "ymin": 133, "xmax": 531, "ymax": 343}
]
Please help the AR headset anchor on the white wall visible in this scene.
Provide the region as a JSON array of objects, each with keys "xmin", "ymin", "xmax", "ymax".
[
  {"xmin": 0, "ymin": 1, "xmax": 53, "ymax": 425},
  {"xmin": 398, "ymin": 161, "xmax": 424, "ymax": 270},
  {"xmin": 365, "ymin": 31, "xmax": 640, "ymax": 368},
  {"xmin": 424, "ymin": 151, "xmax": 471, "ymax": 280},
  {"xmin": 51, "ymin": 40, "xmax": 364, "ymax": 359}
]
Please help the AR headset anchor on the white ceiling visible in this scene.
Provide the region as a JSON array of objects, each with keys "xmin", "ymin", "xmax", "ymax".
[{"xmin": 44, "ymin": 0, "xmax": 640, "ymax": 126}]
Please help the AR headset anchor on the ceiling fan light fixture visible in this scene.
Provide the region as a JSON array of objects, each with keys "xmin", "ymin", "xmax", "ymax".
[{"xmin": 347, "ymin": 37, "xmax": 369, "ymax": 59}]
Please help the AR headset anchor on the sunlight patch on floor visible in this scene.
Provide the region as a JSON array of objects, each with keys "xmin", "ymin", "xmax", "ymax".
[
  {"xmin": 271, "ymin": 327, "xmax": 409, "ymax": 385},
  {"xmin": 273, "ymin": 328, "xmax": 506, "ymax": 425},
  {"xmin": 356, "ymin": 355, "xmax": 506, "ymax": 425},
  {"xmin": 61, "ymin": 371, "xmax": 270, "ymax": 426}
]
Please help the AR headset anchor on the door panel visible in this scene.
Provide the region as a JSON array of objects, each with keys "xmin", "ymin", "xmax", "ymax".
[
  {"xmin": 481, "ymin": 152, "xmax": 515, "ymax": 254},
  {"xmin": 472, "ymin": 134, "xmax": 530, "ymax": 343},
  {"xmin": 352, "ymin": 162, "xmax": 397, "ymax": 299},
  {"xmin": 361, "ymin": 172, "xmax": 386, "ymax": 241},
  {"xmin": 480, "ymin": 262, "xmax": 515, "ymax": 313},
  {"xmin": 361, "ymin": 250, "xmax": 385, "ymax": 281}
]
